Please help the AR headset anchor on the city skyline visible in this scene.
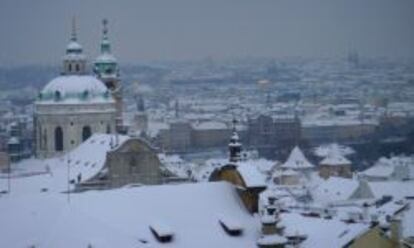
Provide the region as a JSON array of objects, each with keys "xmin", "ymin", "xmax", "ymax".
[{"xmin": 1, "ymin": 0, "xmax": 414, "ymax": 66}]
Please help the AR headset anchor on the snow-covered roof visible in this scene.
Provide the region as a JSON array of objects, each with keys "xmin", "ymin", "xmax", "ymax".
[
  {"xmin": 192, "ymin": 121, "xmax": 228, "ymax": 130},
  {"xmin": 281, "ymin": 146, "xmax": 314, "ymax": 170},
  {"xmin": 361, "ymin": 156, "xmax": 414, "ymax": 180},
  {"xmin": 0, "ymin": 134, "xmax": 128, "ymax": 195},
  {"xmin": 319, "ymin": 149, "xmax": 351, "ymax": 166},
  {"xmin": 368, "ymin": 181, "xmax": 414, "ymax": 199},
  {"xmin": 280, "ymin": 213, "xmax": 369, "ymax": 248},
  {"xmin": 314, "ymin": 143, "xmax": 355, "ymax": 158},
  {"xmin": 0, "ymin": 182, "xmax": 260, "ymax": 248},
  {"xmin": 66, "ymin": 41, "xmax": 83, "ymax": 51},
  {"xmin": 37, "ymin": 75, "xmax": 112, "ymax": 104},
  {"xmin": 361, "ymin": 163, "xmax": 394, "ymax": 178},
  {"xmin": 236, "ymin": 163, "xmax": 266, "ymax": 188},
  {"xmin": 257, "ymin": 234, "xmax": 287, "ymax": 245},
  {"xmin": 312, "ymin": 177, "xmax": 371, "ymax": 204}
]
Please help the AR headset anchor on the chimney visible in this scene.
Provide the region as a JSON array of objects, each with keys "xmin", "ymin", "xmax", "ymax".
[{"xmin": 257, "ymin": 195, "xmax": 287, "ymax": 248}]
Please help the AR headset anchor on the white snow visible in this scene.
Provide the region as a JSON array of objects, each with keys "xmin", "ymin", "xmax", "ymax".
[
  {"xmin": 281, "ymin": 146, "xmax": 314, "ymax": 170},
  {"xmin": 312, "ymin": 177, "xmax": 372, "ymax": 204},
  {"xmin": 236, "ymin": 163, "xmax": 266, "ymax": 188},
  {"xmin": 192, "ymin": 121, "xmax": 227, "ymax": 130},
  {"xmin": 0, "ymin": 134, "xmax": 129, "ymax": 196},
  {"xmin": 319, "ymin": 149, "xmax": 351, "ymax": 166},
  {"xmin": 0, "ymin": 182, "xmax": 260, "ymax": 248},
  {"xmin": 39, "ymin": 75, "xmax": 110, "ymax": 102},
  {"xmin": 280, "ymin": 213, "xmax": 369, "ymax": 248},
  {"xmin": 314, "ymin": 143, "xmax": 355, "ymax": 158}
]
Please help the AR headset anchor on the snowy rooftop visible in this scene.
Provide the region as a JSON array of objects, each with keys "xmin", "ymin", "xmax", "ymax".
[
  {"xmin": 192, "ymin": 121, "xmax": 228, "ymax": 130},
  {"xmin": 319, "ymin": 148, "xmax": 351, "ymax": 166},
  {"xmin": 312, "ymin": 177, "xmax": 372, "ymax": 204},
  {"xmin": 37, "ymin": 75, "xmax": 112, "ymax": 104},
  {"xmin": 0, "ymin": 133, "xmax": 129, "ymax": 196},
  {"xmin": 236, "ymin": 162, "xmax": 266, "ymax": 188},
  {"xmin": 314, "ymin": 143, "xmax": 355, "ymax": 158},
  {"xmin": 280, "ymin": 213, "xmax": 369, "ymax": 248},
  {"xmin": 281, "ymin": 146, "xmax": 314, "ymax": 170},
  {"xmin": 0, "ymin": 182, "xmax": 260, "ymax": 248}
]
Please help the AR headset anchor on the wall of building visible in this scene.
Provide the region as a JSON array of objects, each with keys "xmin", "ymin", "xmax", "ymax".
[
  {"xmin": 348, "ymin": 227, "xmax": 395, "ymax": 248},
  {"xmin": 35, "ymin": 103, "xmax": 116, "ymax": 158},
  {"xmin": 107, "ymin": 138, "xmax": 162, "ymax": 187},
  {"xmin": 247, "ymin": 115, "xmax": 301, "ymax": 159}
]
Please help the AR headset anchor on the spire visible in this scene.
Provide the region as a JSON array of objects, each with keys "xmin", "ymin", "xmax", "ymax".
[
  {"xmin": 71, "ymin": 16, "xmax": 77, "ymax": 42},
  {"xmin": 63, "ymin": 17, "xmax": 86, "ymax": 75},
  {"xmin": 229, "ymin": 118, "xmax": 242, "ymax": 163},
  {"xmin": 100, "ymin": 18, "xmax": 111, "ymax": 54}
]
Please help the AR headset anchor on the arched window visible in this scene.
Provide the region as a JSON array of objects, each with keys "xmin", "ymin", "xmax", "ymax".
[
  {"xmin": 54, "ymin": 91, "xmax": 61, "ymax": 101},
  {"xmin": 82, "ymin": 126, "xmax": 92, "ymax": 141},
  {"xmin": 55, "ymin": 126, "xmax": 63, "ymax": 151},
  {"xmin": 75, "ymin": 64, "xmax": 80, "ymax": 72},
  {"xmin": 68, "ymin": 63, "xmax": 72, "ymax": 72},
  {"xmin": 106, "ymin": 125, "xmax": 111, "ymax": 134}
]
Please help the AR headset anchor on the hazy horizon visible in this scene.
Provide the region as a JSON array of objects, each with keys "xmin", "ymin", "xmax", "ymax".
[{"xmin": 1, "ymin": 0, "xmax": 414, "ymax": 66}]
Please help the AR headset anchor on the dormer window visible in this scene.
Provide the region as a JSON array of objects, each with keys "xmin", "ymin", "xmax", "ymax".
[
  {"xmin": 219, "ymin": 217, "xmax": 243, "ymax": 236},
  {"xmin": 149, "ymin": 222, "xmax": 174, "ymax": 243}
]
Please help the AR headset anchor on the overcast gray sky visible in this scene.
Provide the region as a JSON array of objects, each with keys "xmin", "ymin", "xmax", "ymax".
[{"xmin": 1, "ymin": 0, "xmax": 414, "ymax": 65}]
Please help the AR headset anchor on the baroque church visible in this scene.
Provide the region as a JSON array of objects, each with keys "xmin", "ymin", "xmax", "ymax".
[{"xmin": 34, "ymin": 19, "xmax": 122, "ymax": 158}]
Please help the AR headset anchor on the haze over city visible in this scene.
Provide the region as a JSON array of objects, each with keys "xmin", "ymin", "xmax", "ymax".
[
  {"xmin": 1, "ymin": 1, "xmax": 414, "ymax": 247},
  {"xmin": 1, "ymin": 0, "xmax": 414, "ymax": 65}
]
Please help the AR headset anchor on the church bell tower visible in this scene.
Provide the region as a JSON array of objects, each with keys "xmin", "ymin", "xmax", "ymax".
[{"xmin": 93, "ymin": 19, "xmax": 123, "ymax": 131}]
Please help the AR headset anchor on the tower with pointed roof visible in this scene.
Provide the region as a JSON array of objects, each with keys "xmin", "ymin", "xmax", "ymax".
[
  {"xmin": 93, "ymin": 19, "xmax": 123, "ymax": 131},
  {"xmin": 62, "ymin": 17, "xmax": 87, "ymax": 75}
]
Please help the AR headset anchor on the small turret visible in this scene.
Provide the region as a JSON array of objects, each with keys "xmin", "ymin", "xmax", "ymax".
[{"xmin": 93, "ymin": 18, "xmax": 123, "ymax": 132}]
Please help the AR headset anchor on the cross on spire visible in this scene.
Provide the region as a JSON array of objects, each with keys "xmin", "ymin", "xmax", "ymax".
[
  {"xmin": 100, "ymin": 18, "xmax": 111, "ymax": 54},
  {"xmin": 71, "ymin": 16, "xmax": 77, "ymax": 42},
  {"xmin": 102, "ymin": 18, "xmax": 108, "ymax": 37}
]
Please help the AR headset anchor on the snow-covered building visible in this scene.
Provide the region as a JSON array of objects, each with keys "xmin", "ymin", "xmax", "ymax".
[
  {"xmin": 209, "ymin": 122, "xmax": 267, "ymax": 213},
  {"xmin": 0, "ymin": 182, "xmax": 262, "ymax": 248},
  {"xmin": 34, "ymin": 21, "xmax": 116, "ymax": 158},
  {"xmin": 318, "ymin": 146, "xmax": 352, "ymax": 179},
  {"xmin": 312, "ymin": 177, "xmax": 374, "ymax": 205},
  {"xmin": 361, "ymin": 156, "xmax": 414, "ymax": 181},
  {"xmin": 280, "ymin": 146, "xmax": 314, "ymax": 171}
]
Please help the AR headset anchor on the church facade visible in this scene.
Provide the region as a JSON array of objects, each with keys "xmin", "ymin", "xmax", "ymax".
[{"xmin": 34, "ymin": 20, "xmax": 121, "ymax": 158}]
